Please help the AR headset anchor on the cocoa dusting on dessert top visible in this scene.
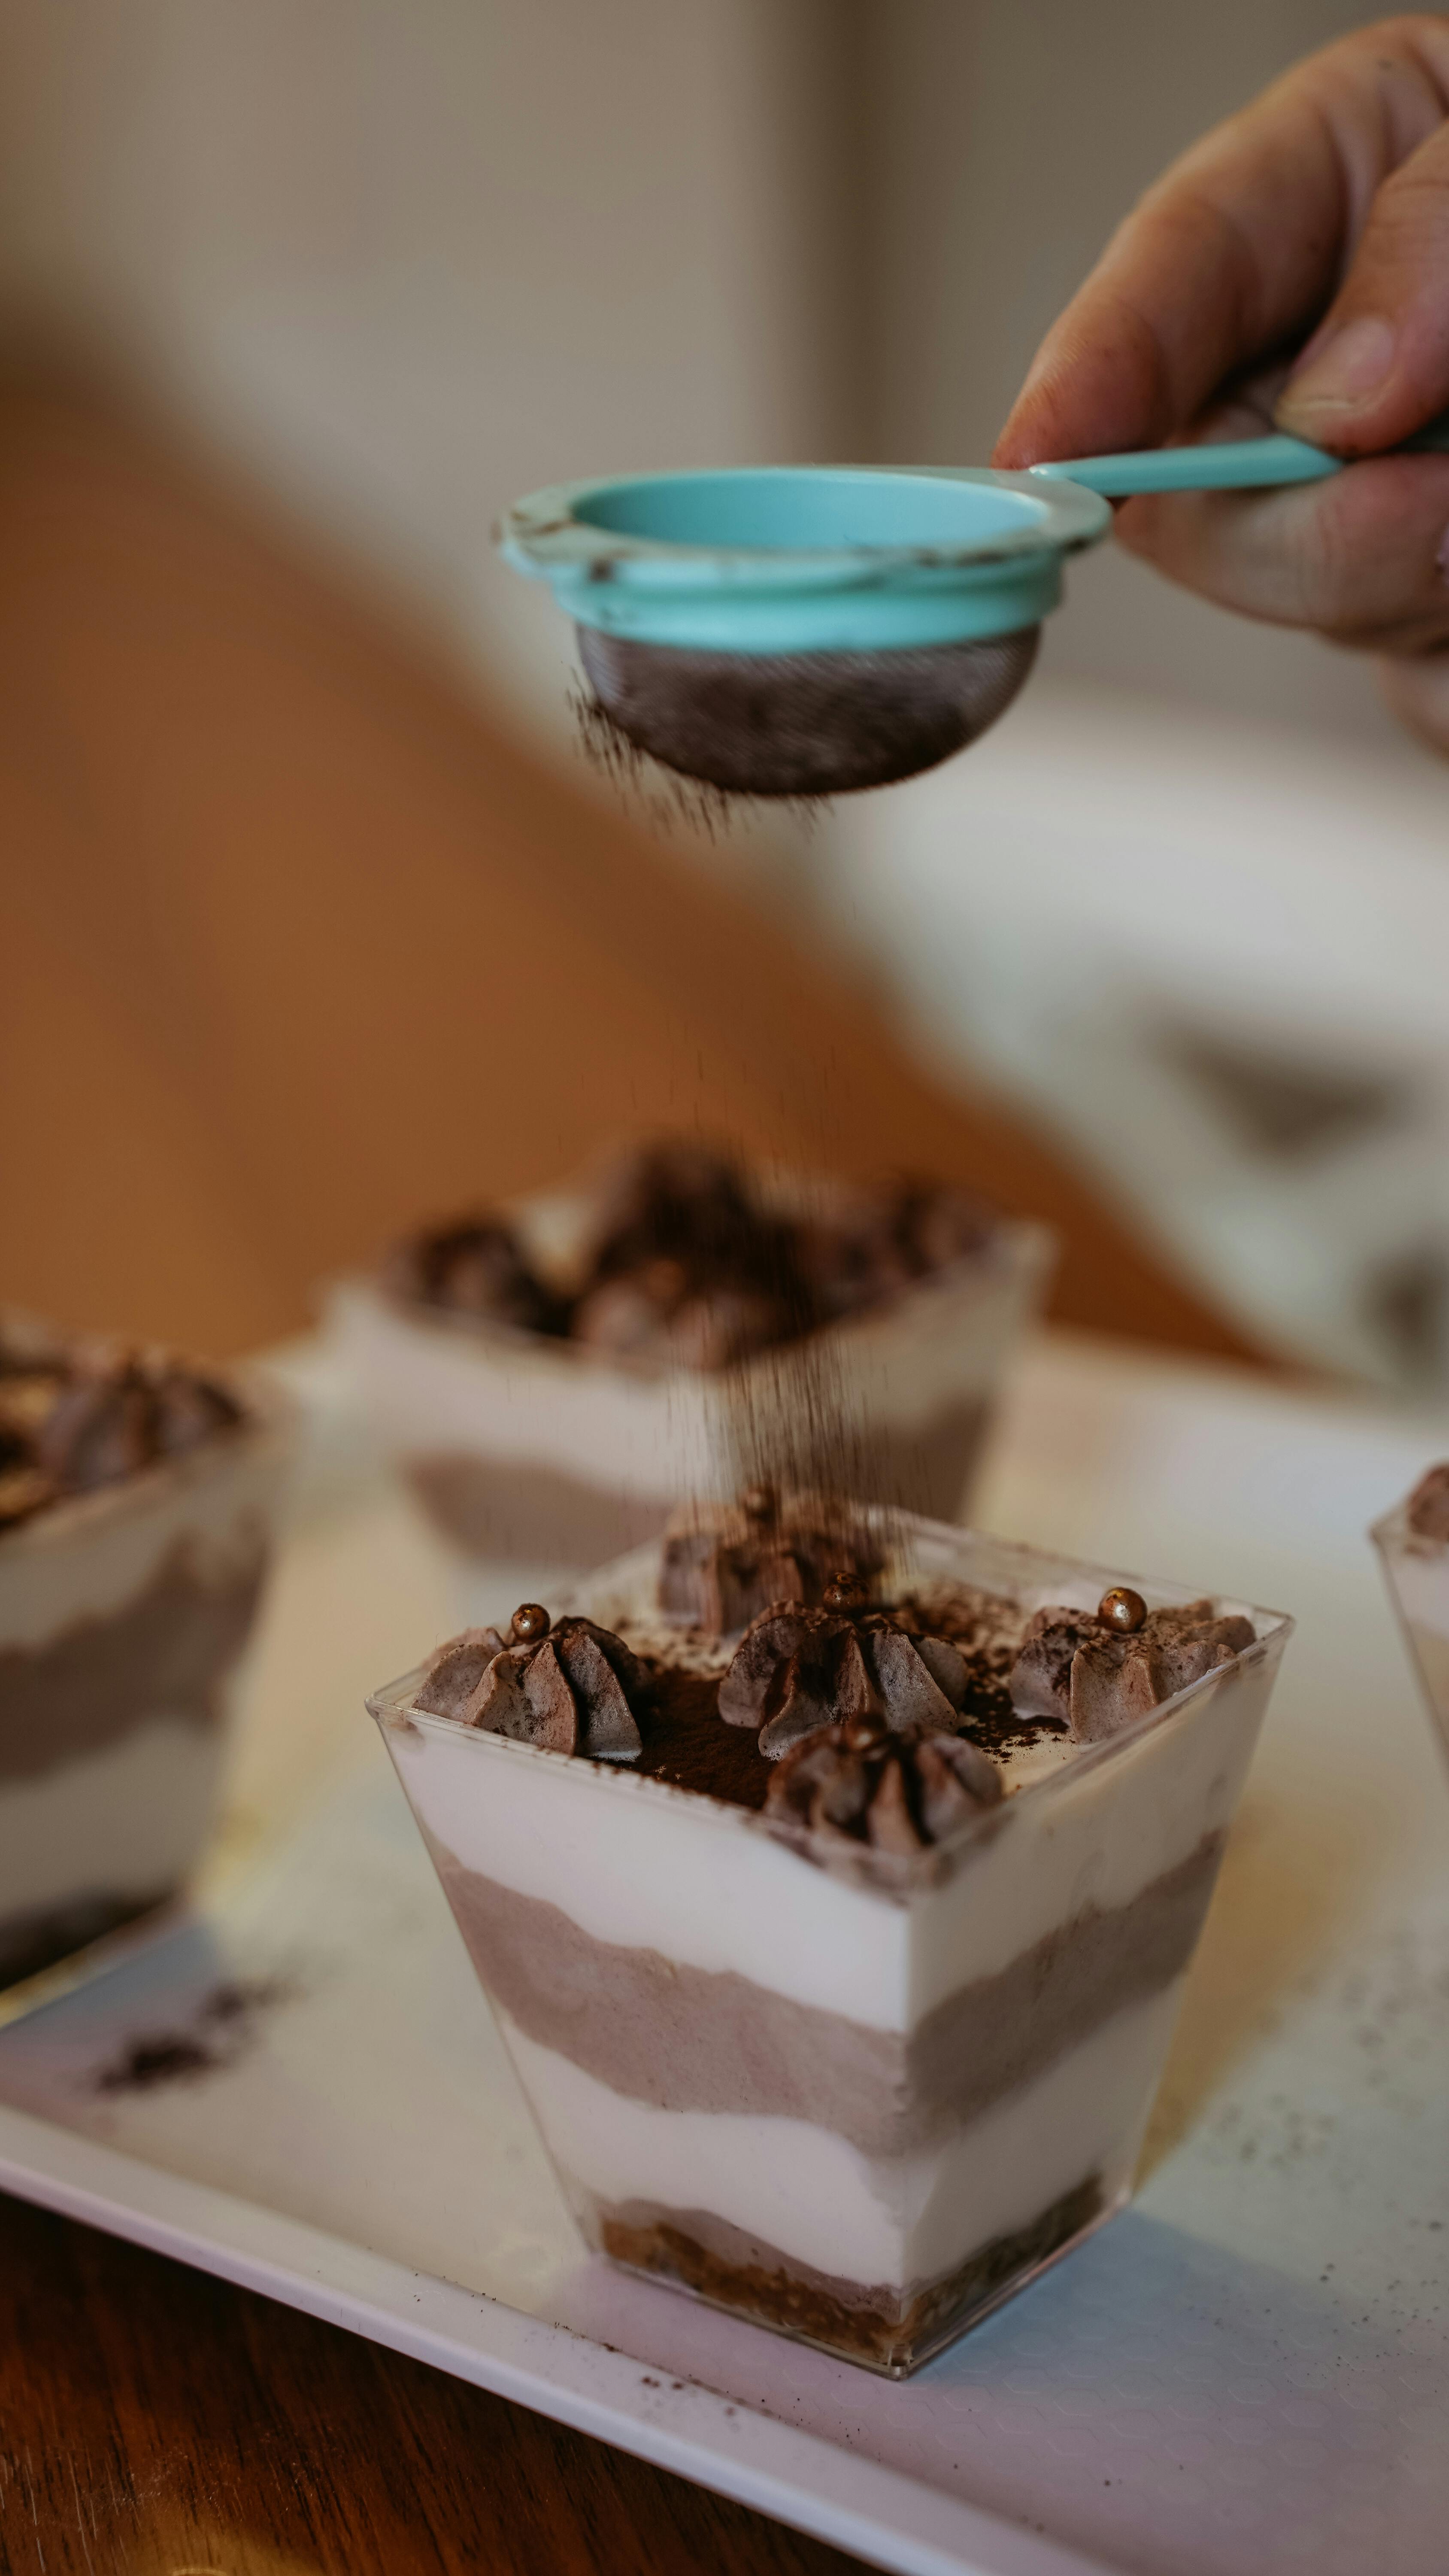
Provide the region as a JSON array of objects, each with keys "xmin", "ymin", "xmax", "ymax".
[
  {"xmin": 632, "ymin": 1664, "xmax": 773, "ymax": 1810},
  {"xmin": 892, "ymin": 1585, "xmax": 1049, "ymax": 1752},
  {"xmin": 0, "ymin": 1317, "xmax": 247, "ymax": 1534},
  {"xmin": 952, "ymin": 1677, "xmax": 1062, "ymax": 1757},
  {"xmin": 406, "ymin": 1570, "xmax": 1252, "ymax": 1820},
  {"xmin": 1407, "ymin": 1462, "xmax": 1449, "ymax": 1543},
  {"xmin": 410, "ymin": 1568, "xmax": 1046, "ymax": 1821},
  {"xmin": 382, "ymin": 1139, "xmax": 1002, "ymax": 1373}
]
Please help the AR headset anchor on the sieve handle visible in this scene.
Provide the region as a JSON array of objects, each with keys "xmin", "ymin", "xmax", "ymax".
[{"xmin": 1031, "ymin": 415, "xmax": 1449, "ymax": 499}]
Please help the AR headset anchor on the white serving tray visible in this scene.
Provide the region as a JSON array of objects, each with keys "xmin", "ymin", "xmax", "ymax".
[{"xmin": 3, "ymin": 1332, "xmax": 1448, "ymax": 2576}]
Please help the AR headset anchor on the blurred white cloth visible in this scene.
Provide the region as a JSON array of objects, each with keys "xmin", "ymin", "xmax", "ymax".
[{"xmin": 822, "ymin": 683, "xmax": 1449, "ymax": 1392}]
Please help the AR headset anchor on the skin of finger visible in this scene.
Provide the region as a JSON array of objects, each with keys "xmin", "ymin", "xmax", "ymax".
[
  {"xmin": 994, "ymin": 17, "xmax": 1449, "ymax": 470},
  {"xmin": 1109, "ymin": 450, "xmax": 1449, "ymax": 649},
  {"xmin": 1276, "ymin": 112, "xmax": 1449, "ymax": 453}
]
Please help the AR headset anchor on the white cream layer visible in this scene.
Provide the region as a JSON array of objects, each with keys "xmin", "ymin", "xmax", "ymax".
[
  {"xmin": 1375, "ymin": 1518, "xmax": 1449, "ymax": 1640},
  {"xmin": 0, "ymin": 1717, "xmax": 227, "ymax": 1920},
  {"xmin": 388, "ymin": 1647, "xmax": 1273, "ymax": 2035},
  {"xmin": 1374, "ymin": 1515, "xmax": 1449, "ymax": 1735},
  {"xmin": 1401, "ymin": 1624, "xmax": 1449, "ymax": 1735},
  {"xmin": 501, "ymin": 1982, "xmax": 1178, "ymax": 2290},
  {"xmin": 0, "ymin": 1420, "xmax": 285, "ymax": 1653}
]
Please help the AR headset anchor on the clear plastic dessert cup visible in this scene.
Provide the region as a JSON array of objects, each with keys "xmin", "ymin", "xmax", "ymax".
[
  {"xmin": 1371, "ymin": 1473, "xmax": 1449, "ymax": 1767},
  {"xmin": 330, "ymin": 1179, "xmax": 1052, "ymax": 1586},
  {"xmin": 0, "ymin": 1376, "xmax": 292, "ymax": 1993},
  {"xmin": 369, "ymin": 1510, "xmax": 1291, "ymax": 2376}
]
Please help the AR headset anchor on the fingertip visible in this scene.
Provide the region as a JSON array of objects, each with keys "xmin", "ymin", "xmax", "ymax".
[
  {"xmin": 991, "ymin": 401, "xmax": 1054, "ymax": 473},
  {"xmin": 993, "ymin": 341, "xmax": 1158, "ymax": 472},
  {"xmin": 991, "ymin": 340, "xmax": 1078, "ymax": 468}
]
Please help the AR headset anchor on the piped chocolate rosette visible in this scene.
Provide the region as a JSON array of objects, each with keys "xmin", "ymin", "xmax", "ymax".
[
  {"xmin": 1009, "ymin": 1588, "xmax": 1255, "ymax": 1744},
  {"xmin": 382, "ymin": 1215, "xmax": 566, "ymax": 1337},
  {"xmin": 659, "ymin": 1485, "xmax": 882, "ymax": 1636},
  {"xmin": 0, "ymin": 1325, "xmax": 246, "ymax": 1532},
  {"xmin": 720, "ymin": 1574, "xmax": 973, "ymax": 1757},
  {"xmin": 415, "ymin": 1605, "xmax": 649, "ymax": 1760},
  {"xmin": 795, "ymin": 1174, "xmax": 994, "ymax": 1324},
  {"xmin": 382, "ymin": 1139, "xmax": 1005, "ymax": 1373},
  {"xmin": 765, "ymin": 1721, "xmax": 1003, "ymax": 1858},
  {"xmin": 719, "ymin": 1572, "xmax": 1003, "ymax": 1857},
  {"xmin": 569, "ymin": 1139, "xmax": 813, "ymax": 1369}
]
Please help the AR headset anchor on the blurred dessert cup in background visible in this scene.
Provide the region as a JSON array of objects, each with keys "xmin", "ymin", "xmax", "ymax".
[
  {"xmin": 1372, "ymin": 1462, "xmax": 1449, "ymax": 1768},
  {"xmin": 0, "ymin": 1315, "xmax": 291, "ymax": 1992},
  {"xmin": 330, "ymin": 1139, "xmax": 1052, "ymax": 1595}
]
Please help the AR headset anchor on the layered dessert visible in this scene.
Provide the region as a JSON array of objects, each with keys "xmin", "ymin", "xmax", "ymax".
[
  {"xmin": 1372, "ymin": 1462, "xmax": 1449, "ymax": 1762},
  {"xmin": 371, "ymin": 1499, "xmax": 1290, "ymax": 2374},
  {"xmin": 0, "ymin": 1315, "xmax": 290, "ymax": 1988},
  {"xmin": 330, "ymin": 1140, "xmax": 1052, "ymax": 1577}
]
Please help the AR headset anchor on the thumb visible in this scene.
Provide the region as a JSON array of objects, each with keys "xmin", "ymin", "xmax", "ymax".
[{"xmin": 1276, "ymin": 112, "xmax": 1449, "ymax": 453}]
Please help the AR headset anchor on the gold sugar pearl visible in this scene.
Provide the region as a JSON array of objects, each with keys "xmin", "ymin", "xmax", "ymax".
[
  {"xmin": 841, "ymin": 1714, "xmax": 884, "ymax": 1754},
  {"xmin": 822, "ymin": 1570, "xmax": 867, "ymax": 1612},
  {"xmin": 511, "ymin": 1602, "xmax": 551, "ymax": 1644},
  {"xmin": 1097, "ymin": 1586, "xmax": 1147, "ymax": 1634}
]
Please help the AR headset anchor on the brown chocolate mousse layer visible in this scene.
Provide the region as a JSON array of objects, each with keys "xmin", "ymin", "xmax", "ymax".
[
  {"xmin": 0, "ymin": 1535, "xmax": 269, "ymax": 1784},
  {"xmin": 406, "ymin": 1455, "xmax": 675, "ymax": 1567},
  {"xmin": 433, "ymin": 1832, "xmax": 1222, "ymax": 2156},
  {"xmin": 859, "ymin": 1397, "xmax": 988, "ymax": 1521},
  {"xmin": 595, "ymin": 2173, "xmax": 1104, "ymax": 2373},
  {"xmin": 405, "ymin": 1397, "xmax": 987, "ymax": 1568}
]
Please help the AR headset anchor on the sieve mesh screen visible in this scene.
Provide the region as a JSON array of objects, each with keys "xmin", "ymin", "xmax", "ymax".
[{"xmin": 576, "ymin": 626, "xmax": 1040, "ymax": 800}]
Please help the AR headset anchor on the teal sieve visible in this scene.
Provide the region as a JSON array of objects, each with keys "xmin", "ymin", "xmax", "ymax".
[{"xmin": 500, "ymin": 428, "xmax": 1449, "ymax": 796}]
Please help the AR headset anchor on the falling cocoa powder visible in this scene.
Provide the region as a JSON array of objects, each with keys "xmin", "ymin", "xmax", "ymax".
[{"xmin": 570, "ymin": 683, "xmax": 828, "ymax": 840}]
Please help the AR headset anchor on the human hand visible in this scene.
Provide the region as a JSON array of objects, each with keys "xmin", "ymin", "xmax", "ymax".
[{"xmin": 994, "ymin": 17, "xmax": 1449, "ymax": 753}]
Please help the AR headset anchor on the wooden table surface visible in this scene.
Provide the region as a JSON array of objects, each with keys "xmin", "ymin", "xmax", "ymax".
[
  {"xmin": 0, "ymin": 361, "xmax": 1277, "ymax": 2576},
  {"xmin": 0, "ymin": 2192, "xmax": 864, "ymax": 2576}
]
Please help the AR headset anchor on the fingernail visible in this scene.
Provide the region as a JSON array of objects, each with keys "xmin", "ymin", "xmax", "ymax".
[{"xmin": 1281, "ymin": 315, "xmax": 1396, "ymax": 420}]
